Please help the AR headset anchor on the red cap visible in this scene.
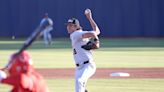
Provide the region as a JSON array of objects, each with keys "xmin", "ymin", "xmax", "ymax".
[{"xmin": 7, "ymin": 51, "xmax": 34, "ymax": 74}]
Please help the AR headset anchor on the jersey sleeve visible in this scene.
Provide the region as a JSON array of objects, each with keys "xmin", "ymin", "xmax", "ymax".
[
  {"xmin": 40, "ymin": 19, "xmax": 46, "ymax": 26},
  {"xmin": 71, "ymin": 31, "xmax": 97, "ymax": 43},
  {"xmin": 48, "ymin": 18, "xmax": 53, "ymax": 26},
  {"xmin": 88, "ymin": 30, "xmax": 97, "ymax": 35},
  {"xmin": 71, "ymin": 31, "xmax": 83, "ymax": 42},
  {"xmin": 1, "ymin": 75, "xmax": 21, "ymax": 86}
]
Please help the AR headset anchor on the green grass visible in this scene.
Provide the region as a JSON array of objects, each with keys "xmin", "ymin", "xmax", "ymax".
[
  {"xmin": 47, "ymin": 79, "xmax": 164, "ymax": 92},
  {"xmin": 0, "ymin": 38, "xmax": 164, "ymax": 92},
  {"xmin": 1, "ymin": 79, "xmax": 164, "ymax": 92},
  {"xmin": 0, "ymin": 38, "xmax": 164, "ymax": 68}
]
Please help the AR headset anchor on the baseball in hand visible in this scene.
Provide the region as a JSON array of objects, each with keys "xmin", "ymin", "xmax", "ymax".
[{"xmin": 85, "ymin": 9, "xmax": 91, "ymax": 14}]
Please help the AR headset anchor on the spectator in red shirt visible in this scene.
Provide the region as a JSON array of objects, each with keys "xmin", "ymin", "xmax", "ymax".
[{"xmin": 0, "ymin": 51, "xmax": 49, "ymax": 92}]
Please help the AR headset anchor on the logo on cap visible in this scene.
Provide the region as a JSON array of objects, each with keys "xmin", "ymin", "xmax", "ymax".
[{"xmin": 67, "ymin": 18, "xmax": 80, "ymax": 26}]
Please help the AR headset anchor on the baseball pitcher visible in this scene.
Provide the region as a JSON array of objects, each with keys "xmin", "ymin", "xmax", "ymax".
[{"xmin": 66, "ymin": 9, "xmax": 100, "ymax": 92}]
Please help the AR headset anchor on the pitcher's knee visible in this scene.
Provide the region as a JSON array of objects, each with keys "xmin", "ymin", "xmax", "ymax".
[{"xmin": 76, "ymin": 78, "xmax": 86, "ymax": 87}]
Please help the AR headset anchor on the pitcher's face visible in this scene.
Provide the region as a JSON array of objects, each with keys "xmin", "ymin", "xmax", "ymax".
[{"xmin": 67, "ymin": 23, "xmax": 77, "ymax": 34}]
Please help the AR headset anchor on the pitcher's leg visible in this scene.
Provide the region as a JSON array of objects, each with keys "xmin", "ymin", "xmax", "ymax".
[
  {"xmin": 75, "ymin": 78, "xmax": 86, "ymax": 92},
  {"xmin": 75, "ymin": 63, "xmax": 96, "ymax": 92}
]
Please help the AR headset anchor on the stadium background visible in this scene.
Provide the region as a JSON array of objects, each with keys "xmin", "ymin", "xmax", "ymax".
[
  {"xmin": 0, "ymin": 0, "xmax": 164, "ymax": 38},
  {"xmin": 0, "ymin": 0, "xmax": 164, "ymax": 92}
]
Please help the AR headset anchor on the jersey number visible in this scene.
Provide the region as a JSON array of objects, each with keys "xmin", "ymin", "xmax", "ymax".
[{"xmin": 73, "ymin": 49, "xmax": 77, "ymax": 55}]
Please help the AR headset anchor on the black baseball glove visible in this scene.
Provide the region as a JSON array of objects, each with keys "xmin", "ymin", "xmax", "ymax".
[{"xmin": 81, "ymin": 38, "xmax": 99, "ymax": 50}]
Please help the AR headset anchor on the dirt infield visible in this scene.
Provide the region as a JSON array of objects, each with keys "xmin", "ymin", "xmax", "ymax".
[{"xmin": 36, "ymin": 68, "xmax": 164, "ymax": 79}]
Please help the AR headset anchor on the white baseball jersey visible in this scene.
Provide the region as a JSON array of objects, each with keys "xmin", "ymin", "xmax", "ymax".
[{"xmin": 70, "ymin": 29, "xmax": 95, "ymax": 65}]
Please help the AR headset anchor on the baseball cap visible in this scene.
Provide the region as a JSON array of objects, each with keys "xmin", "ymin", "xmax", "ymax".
[
  {"xmin": 7, "ymin": 51, "xmax": 33, "ymax": 74},
  {"xmin": 9, "ymin": 51, "xmax": 33, "ymax": 67},
  {"xmin": 66, "ymin": 18, "xmax": 80, "ymax": 26}
]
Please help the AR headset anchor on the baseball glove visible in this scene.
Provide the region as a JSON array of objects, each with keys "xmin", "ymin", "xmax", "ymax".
[{"xmin": 81, "ymin": 38, "xmax": 99, "ymax": 50}]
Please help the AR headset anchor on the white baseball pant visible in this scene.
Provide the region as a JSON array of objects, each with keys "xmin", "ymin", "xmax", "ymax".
[{"xmin": 75, "ymin": 62, "xmax": 96, "ymax": 92}]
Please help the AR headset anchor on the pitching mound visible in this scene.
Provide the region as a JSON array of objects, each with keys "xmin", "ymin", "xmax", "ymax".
[{"xmin": 36, "ymin": 68, "xmax": 164, "ymax": 79}]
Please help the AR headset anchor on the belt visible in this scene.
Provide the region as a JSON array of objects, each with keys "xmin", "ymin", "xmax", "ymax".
[{"xmin": 76, "ymin": 61, "xmax": 89, "ymax": 67}]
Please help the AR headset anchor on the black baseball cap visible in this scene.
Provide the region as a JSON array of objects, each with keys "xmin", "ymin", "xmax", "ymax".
[{"xmin": 66, "ymin": 18, "xmax": 80, "ymax": 26}]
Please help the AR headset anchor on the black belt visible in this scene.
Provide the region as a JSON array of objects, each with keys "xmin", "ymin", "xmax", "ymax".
[{"xmin": 76, "ymin": 61, "xmax": 89, "ymax": 67}]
